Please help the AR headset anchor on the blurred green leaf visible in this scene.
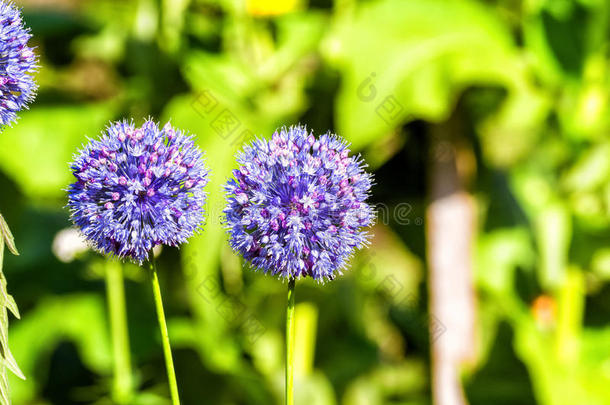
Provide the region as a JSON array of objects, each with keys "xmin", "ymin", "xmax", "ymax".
[
  {"xmin": 342, "ymin": 362, "xmax": 427, "ymax": 405},
  {"xmin": 8, "ymin": 295, "xmax": 112, "ymax": 404},
  {"xmin": 535, "ymin": 204, "xmax": 572, "ymax": 290},
  {"xmin": 323, "ymin": 0, "xmax": 547, "ymax": 152},
  {"xmin": 0, "ymin": 103, "xmax": 117, "ymax": 199},
  {"xmin": 590, "ymin": 248, "xmax": 610, "ymax": 280},
  {"xmin": 294, "ymin": 372, "xmax": 336, "ymax": 405},
  {"xmin": 562, "ymin": 143, "xmax": 610, "ymax": 192},
  {"xmin": 476, "ymin": 228, "xmax": 535, "ymax": 294}
]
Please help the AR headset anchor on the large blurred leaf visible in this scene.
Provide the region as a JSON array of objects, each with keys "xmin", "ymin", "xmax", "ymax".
[
  {"xmin": 323, "ymin": 0, "xmax": 547, "ymax": 153},
  {"xmin": 512, "ymin": 309, "xmax": 610, "ymax": 405},
  {"xmin": 0, "ymin": 103, "xmax": 117, "ymax": 199},
  {"xmin": 8, "ymin": 294, "xmax": 112, "ymax": 404}
]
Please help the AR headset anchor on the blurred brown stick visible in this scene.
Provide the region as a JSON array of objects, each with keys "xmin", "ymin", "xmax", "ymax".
[{"xmin": 427, "ymin": 119, "xmax": 476, "ymax": 405}]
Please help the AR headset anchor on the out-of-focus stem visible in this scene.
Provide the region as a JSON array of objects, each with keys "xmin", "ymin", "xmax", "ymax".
[{"xmin": 105, "ymin": 260, "xmax": 133, "ymax": 404}]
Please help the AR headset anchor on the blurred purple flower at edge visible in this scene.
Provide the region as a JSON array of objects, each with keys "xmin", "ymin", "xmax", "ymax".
[{"xmin": 0, "ymin": 0, "xmax": 37, "ymax": 127}]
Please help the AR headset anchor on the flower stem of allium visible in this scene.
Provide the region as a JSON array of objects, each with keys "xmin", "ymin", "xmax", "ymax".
[
  {"xmin": 105, "ymin": 260, "xmax": 133, "ymax": 404},
  {"xmin": 286, "ymin": 278, "xmax": 296, "ymax": 405},
  {"xmin": 147, "ymin": 257, "xmax": 181, "ymax": 405}
]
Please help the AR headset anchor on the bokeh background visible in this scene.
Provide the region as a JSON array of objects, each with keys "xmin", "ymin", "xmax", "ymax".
[{"xmin": 1, "ymin": 0, "xmax": 609, "ymax": 404}]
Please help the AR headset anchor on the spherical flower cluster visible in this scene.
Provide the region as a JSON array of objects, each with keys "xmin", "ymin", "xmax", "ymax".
[
  {"xmin": 0, "ymin": 1, "xmax": 37, "ymax": 127},
  {"xmin": 223, "ymin": 126, "xmax": 374, "ymax": 281},
  {"xmin": 67, "ymin": 120, "xmax": 209, "ymax": 263}
]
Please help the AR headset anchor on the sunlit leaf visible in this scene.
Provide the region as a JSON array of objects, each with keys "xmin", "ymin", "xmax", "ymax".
[
  {"xmin": 8, "ymin": 295, "xmax": 112, "ymax": 404},
  {"xmin": 323, "ymin": 0, "xmax": 547, "ymax": 153},
  {"xmin": 0, "ymin": 103, "xmax": 117, "ymax": 199}
]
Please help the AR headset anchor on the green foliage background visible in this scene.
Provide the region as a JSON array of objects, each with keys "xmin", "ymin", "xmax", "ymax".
[{"xmin": 0, "ymin": 0, "xmax": 609, "ymax": 403}]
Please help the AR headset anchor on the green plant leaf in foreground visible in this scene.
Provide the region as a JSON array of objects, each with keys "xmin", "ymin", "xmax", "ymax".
[
  {"xmin": 0, "ymin": 214, "xmax": 24, "ymax": 405},
  {"xmin": 0, "ymin": 215, "xmax": 17, "ymax": 257}
]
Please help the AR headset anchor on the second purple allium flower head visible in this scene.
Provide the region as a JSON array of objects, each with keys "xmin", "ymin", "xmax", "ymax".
[
  {"xmin": 67, "ymin": 120, "xmax": 209, "ymax": 263},
  {"xmin": 0, "ymin": 0, "xmax": 37, "ymax": 127},
  {"xmin": 224, "ymin": 125, "xmax": 374, "ymax": 281}
]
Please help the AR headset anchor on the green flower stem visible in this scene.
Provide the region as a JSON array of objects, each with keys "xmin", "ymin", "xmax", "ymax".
[
  {"xmin": 147, "ymin": 257, "xmax": 180, "ymax": 405},
  {"xmin": 105, "ymin": 260, "xmax": 133, "ymax": 404},
  {"xmin": 286, "ymin": 278, "xmax": 296, "ymax": 405}
]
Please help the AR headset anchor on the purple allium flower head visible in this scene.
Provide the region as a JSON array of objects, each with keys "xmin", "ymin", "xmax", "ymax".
[
  {"xmin": 67, "ymin": 120, "xmax": 209, "ymax": 264},
  {"xmin": 223, "ymin": 125, "xmax": 374, "ymax": 281},
  {"xmin": 0, "ymin": 1, "xmax": 37, "ymax": 127}
]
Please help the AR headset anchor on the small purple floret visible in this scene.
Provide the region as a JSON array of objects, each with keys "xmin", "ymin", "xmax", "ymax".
[
  {"xmin": 67, "ymin": 120, "xmax": 209, "ymax": 263},
  {"xmin": 223, "ymin": 125, "xmax": 374, "ymax": 281},
  {"xmin": 0, "ymin": 1, "xmax": 37, "ymax": 127}
]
